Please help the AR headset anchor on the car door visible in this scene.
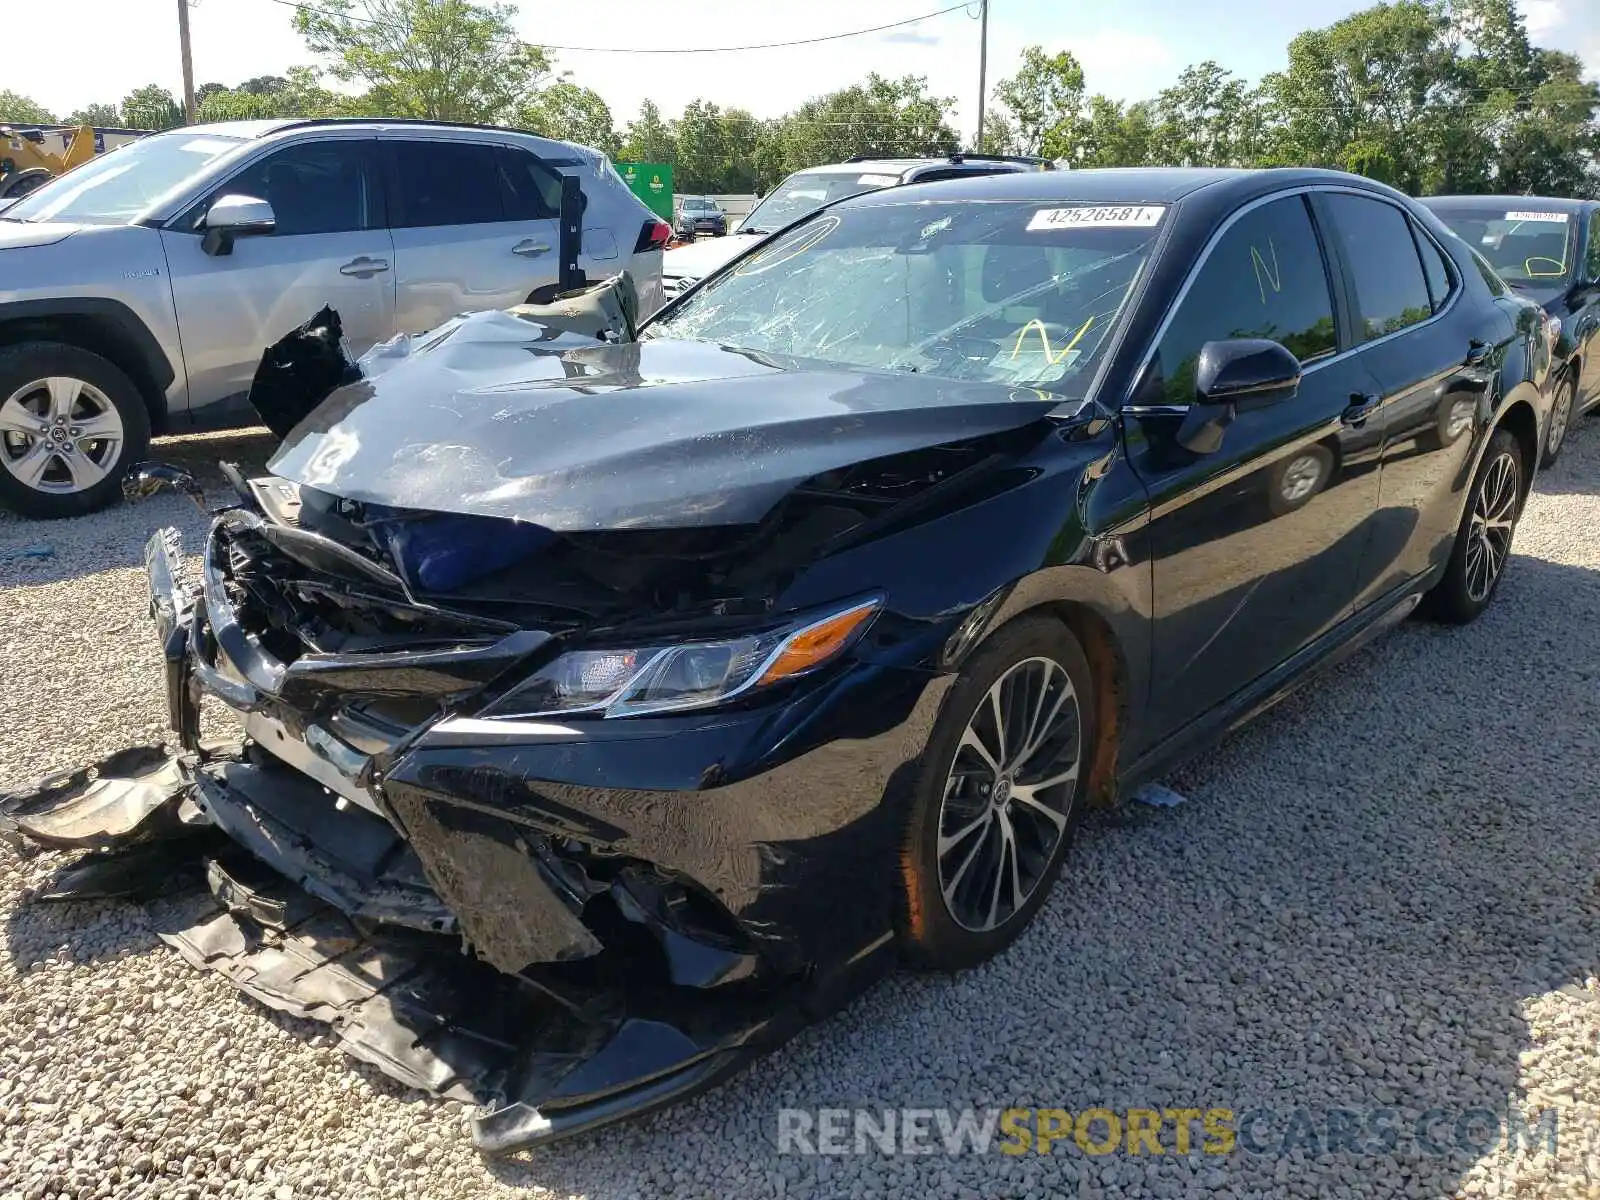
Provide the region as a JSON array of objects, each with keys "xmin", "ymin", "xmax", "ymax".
[
  {"xmin": 1312, "ymin": 191, "xmax": 1516, "ymax": 608},
  {"xmin": 1577, "ymin": 206, "xmax": 1600, "ymax": 403},
  {"xmin": 384, "ymin": 138, "xmax": 564, "ymax": 335},
  {"xmin": 1123, "ymin": 192, "xmax": 1382, "ymax": 736},
  {"xmin": 161, "ymin": 139, "xmax": 394, "ymax": 418}
]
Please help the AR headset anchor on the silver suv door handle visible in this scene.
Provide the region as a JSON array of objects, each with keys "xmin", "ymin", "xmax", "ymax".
[
  {"xmin": 339, "ymin": 256, "xmax": 390, "ymax": 277},
  {"xmin": 512, "ymin": 240, "xmax": 551, "ymax": 257}
]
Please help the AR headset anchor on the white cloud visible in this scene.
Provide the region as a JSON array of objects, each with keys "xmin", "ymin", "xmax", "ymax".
[{"xmin": 1519, "ymin": 0, "xmax": 1563, "ymax": 40}]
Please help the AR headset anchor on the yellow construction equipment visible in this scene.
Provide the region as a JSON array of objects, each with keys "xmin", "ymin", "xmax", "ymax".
[{"xmin": 0, "ymin": 125, "xmax": 99, "ymax": 199}]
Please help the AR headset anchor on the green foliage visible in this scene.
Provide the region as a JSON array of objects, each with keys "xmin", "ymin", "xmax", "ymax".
[
  {"xmin": 195, "ymin": 68, "xmax": 355, "ymax": 123},
  {"xmin": 993, "ymin": 46, "xmax": 1085, "ymax": 157},
  {"xmin": 64, "ymin": 104, "xmax": 123, "ymax": 128},
  {"xmin": 120, "ymin": 86, "xmax": 184, "ymax": 132},
  {"xmin": 516, "ymin": 82, "xmax": 619, "ymax": 156},
  {"xmin": 0, "ymin": 92, "xmax": 57, "ymax": 125},
  {"xmin": 755, "ymin": 75, "xmax": 959, "ymax": 183},
  {"xmin": 981, "ymin": 0, "xmax": 1598, "ymax": 197},
  {"xmin": 292, "ymin": 0, "xmax": 551, "ymax": 123}
]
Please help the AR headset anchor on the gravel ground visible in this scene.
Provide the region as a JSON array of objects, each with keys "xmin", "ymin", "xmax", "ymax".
[{"xmin": 3, "ymin": 423, "xmax": 1600, "ymax": 1200}]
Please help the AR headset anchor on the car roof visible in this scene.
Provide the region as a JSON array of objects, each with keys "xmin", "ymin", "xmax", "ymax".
[
  {"xmin": 839, "ymin": 165, "xmax": 1383, "ymax": 208},
  {"xmin": 1421, "ymin": 194, "xmax": 1592, "ymax": 214}
]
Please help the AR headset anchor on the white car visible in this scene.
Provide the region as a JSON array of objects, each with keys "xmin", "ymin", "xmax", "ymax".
[
  {"xmin": 661, "ymin": 154, "xmax": 1052, "ymax": 303},
  {"xmin": 0, "ymin": 118, "xmax": 670, "ymax": 517}
]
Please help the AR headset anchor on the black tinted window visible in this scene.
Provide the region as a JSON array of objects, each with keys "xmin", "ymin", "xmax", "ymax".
[
  {"xmin": 214, "ymin": 142, "xmax": 375, "ymax": 236},
  {"xmin": 1153, "ymin": 195, "xmax": 1336, "ymax": 404},
  {"xmin": 497, "ymin": 147, "xmax": 560, "ymax": 221},
  {"xmin": 1413, "ymin": 226, "xmax": 1454, "ymax": 311},
  {"xmin": 391, "ymin": 141, "xmax": 501, "ymax": 227},
  {"xmin": 1322, "ymin": 194, "xmax": 1433, "ymax": 340}
]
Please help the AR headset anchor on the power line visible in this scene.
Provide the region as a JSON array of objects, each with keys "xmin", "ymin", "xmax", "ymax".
[{"xmin": 264, "ymin": 0, "xmax": 973, "ymax": 54}]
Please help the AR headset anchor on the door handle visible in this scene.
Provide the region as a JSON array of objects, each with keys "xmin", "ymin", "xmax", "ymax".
[
  {"xmin": 512, "ymin": 240, "xmax": 551, "ymax": 257},
  {"xmin": 1341, "ymin": 393, "xmax": 1381, "ymax": 427},
  {"xmin": 339, "ymin": 256, "xmax": 390, "ymax": 277},
  {"xmin": 1465, "ymin": 338, "xmax": 1491, "ymax": 366}
]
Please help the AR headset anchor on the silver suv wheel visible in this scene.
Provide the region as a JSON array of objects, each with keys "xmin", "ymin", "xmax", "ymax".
[{"xmin": 0, "ymin": 376, "xmax": 127, "ymax": 495}]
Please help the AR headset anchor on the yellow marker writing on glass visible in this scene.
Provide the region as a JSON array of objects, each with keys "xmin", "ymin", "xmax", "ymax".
[{"xmin": 1009, "ymin": 315, "xmax": 1095, "ymax": 364}]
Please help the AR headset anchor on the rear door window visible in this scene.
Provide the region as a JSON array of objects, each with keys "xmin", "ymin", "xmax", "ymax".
[
  {"xmin": 1412, "ymin": 226, "xmax": 1455, "ymax": 312},
  {"xmin": 497, "ymin": 146, "xmax": 562, "ymax": 221},
  {"xmin": 1321, "ymin": 193, "xmax": 1437, "ymax": 339},
  {"xmin": 389, "ymin": 140, "xmax": 502, "ymax": 228},
  {"xmin": 1152, "ymin": 194, "xmax": 1337, "ymax": 404}
]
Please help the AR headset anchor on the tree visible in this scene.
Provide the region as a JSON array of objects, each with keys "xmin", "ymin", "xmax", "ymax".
[
  {"xmin": 1150, "ymin": 62, "xmax": 1261, "ymax": 167},
  {"xmin": 762, "ymin": 75, "xmax": 958, "ymax": 178},
  {"xmin": 292, "ymin": 0, "xmax": 550, "ymax": 123},
  {"xmin": 670, "ymin": 100, "xmax": 762, "ymax": 192},
  {"xmin": 620, "ymin": 100, "xmax": 677, "ymax": 164},
  {"xmin": 64, "ymin": 103, "xmax": 123, "ymax": 128},
  {"xmin": 992, "ymin": 46, "xmax": 1085, "ymax": 157},
  {"xmin": 238, "ymin": 75, "xmax": 291, "ymax": 96},
  {"xmin": 0, "ymin": 92, "xmax": 55, "ymax": 124},
  {"xmin": 195, "ymin": 68, "xmax": 355, "ymax": 123},
  {"xmin": 1074, "ymin": 96, "xmax": 1156, "ymax": 167},
  {"xmin": 516, "ymin": 81, "xmax": 619, "ymax": 155},
  {"xmin": 120, "ymin": 85, "xmax": 184, "ymax": 131}
]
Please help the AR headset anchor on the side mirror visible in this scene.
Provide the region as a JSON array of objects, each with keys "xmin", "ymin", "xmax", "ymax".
[
  {"xmin": 200, "ymin": 193, "xmax": 275, "ymax": 257},
  {"xmin": 1194, "ymin": 338, "xmax": 1302, "ymax": 407},
  {"xmin": 1175, "ymin": 338, "xmax": 1301, "ymax": 455}
]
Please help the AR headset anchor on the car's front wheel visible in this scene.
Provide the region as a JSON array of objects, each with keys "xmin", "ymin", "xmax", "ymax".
[
  {"xmin": 898, "ymin": 615, "xmax": 1095, "ymax": 971},
  {"xmin": 0, "ymin": 342, "xmax": 151, "ymax": 519},
  {"xmin": 1421, "ymin": 426, "xmax": 1523, "ymax": 625}
]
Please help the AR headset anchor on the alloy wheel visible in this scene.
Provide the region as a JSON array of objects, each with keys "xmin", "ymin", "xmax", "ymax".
[
  {"xmin": 1464, "ymin": 450, "xmax": 1519, "ymax": 603},
  {"xmin": 936, "ymin": 656, "xmax": 1082, "ymax": 933},
  {"xmin": 1548, "ymin": 380, "xmax": 1574, "ymax": 458},
  {"xmin": 0, "ymin": 376, "xmax": 125, "ymax": 495}
]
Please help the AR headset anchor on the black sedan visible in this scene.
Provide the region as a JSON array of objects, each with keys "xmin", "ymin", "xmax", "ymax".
[
  {"xmin": 6, "ymin": 167, "xmax": 1553, "ymax": 1154},
  {"xmin": 1422, "ymin": 194, "xmax": 1600, "ymax": 464}
]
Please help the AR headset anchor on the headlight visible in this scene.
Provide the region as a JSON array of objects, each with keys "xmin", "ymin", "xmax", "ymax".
[{"xmin": 486, "ymin": 598, "xmax": 881, "ymax": 719}]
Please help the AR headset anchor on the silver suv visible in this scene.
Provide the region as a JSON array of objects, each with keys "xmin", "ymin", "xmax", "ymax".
[{"xmin": 0, "ymin": 118, "xmax": 670, "ymax": 518}]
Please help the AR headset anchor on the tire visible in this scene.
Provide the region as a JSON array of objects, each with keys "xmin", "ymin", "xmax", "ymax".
[
  {"xmin": 1420, "ymin": 427, "xmax": 1523, "ymax": 625},
  {"xmin": 898, "ymin": 615, "xmax": 1096, "ymax": 971},
  {"xmin": 0, "ymin": 341, "xmax": 151, "ymax": 519},
  {"xmin": 0, "ymin": 167, "xmax": 54, "ymax": 199},
  {"xmin": 1542, "ymin": 373, "xmax": 1576, "ymax": 467}
]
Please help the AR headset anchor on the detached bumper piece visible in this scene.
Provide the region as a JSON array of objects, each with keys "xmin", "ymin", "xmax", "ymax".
[{"xmin": 2, "ymin": 745, "xmax": 796, "ymax": 1155}]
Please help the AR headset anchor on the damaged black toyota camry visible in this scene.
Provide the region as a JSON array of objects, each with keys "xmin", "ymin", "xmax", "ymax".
[{"xmin": 4, "ymin": 168, "xmax": 1552, "ymax": 1153}]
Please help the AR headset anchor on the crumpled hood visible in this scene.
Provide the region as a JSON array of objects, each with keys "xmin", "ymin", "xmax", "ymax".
[
  {"xmin": 662, "ymin": 232, "xmax": 764, "ymax": 280},
  {"xmin": 267, "ymin": 308, "xmax": 1060, "ymax": 531},
  {"xmin": 0, "ymin": 219, "xmax": 82, "ymax": 250}
]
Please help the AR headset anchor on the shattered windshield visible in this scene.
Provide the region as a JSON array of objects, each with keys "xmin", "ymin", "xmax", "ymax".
[
  {"xmin": 740, "ymin": 171, "xmax": 897, "ymax": 233},
  {"xmin": 1426, "ymin": 203, "xmax": 1576, "ymax": 288},
  {"xmin": 3, "ymin": 130, "xmax": 246, "ymax": 224},
  {"xmin": 651, "ymin": 199, "xmax": 1166, "ymax": 394}
]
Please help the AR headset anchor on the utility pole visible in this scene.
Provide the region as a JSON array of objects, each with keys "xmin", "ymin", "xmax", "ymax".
[
  {"xmin": 177, "ymin": 0, "xmax": 196, "ymax": 124},
  {"xmin": 974, "ymin": 0, "xmax": 989, "ymax": 151}
]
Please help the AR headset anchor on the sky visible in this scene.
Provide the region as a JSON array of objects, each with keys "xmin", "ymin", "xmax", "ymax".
[{"xmin": 7, "ymin": 0, "xmax": 1598, "ymax": 141}]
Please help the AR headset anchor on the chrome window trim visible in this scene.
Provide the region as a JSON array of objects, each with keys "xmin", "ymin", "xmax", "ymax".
[{"xmin": 1122, "ymin": 184, "xmax": 1463, "ymax": 412}]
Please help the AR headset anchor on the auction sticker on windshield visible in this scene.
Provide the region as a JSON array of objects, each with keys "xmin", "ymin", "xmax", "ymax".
[
  {"xmin": 1027, "ymin": 205, "xmax": 1166, "ymax": 231},
  {"xmin": 1505, "ymin": 210, "xmax": 1569, "ymax": 223}
]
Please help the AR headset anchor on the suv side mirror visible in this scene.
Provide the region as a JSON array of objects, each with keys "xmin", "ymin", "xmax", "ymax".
[
  {"xmin": 201, "ymin": 193, "xmax": 275, "ymax": 257},
  {"xmin": 1176, "ymin": 338, "xmax": 1302, "ymax": 455}
]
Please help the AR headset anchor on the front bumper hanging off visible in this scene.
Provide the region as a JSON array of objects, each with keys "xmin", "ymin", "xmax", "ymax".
[{"xmin": 2, "ymin": 518, "xmax": 911, "ymax": 1154}]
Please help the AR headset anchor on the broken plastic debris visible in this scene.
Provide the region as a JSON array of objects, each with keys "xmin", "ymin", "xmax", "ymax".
[{"xmin": 1131, "ymin": 782, "xmax": 1187, "ymax": 808}]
